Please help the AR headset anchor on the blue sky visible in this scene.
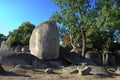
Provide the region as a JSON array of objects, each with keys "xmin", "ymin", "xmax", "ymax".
[{"xmin": 0, "ymin": 0, "xmax": 59, "ymax": 36}]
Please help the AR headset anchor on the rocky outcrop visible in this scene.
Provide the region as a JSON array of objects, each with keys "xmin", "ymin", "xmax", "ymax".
[
  {"xmin": 0, "ymin": 41, "xmax": 10, "ymax": 51},
  {"xmin": 0, "ymin": 52, "xmax": 37, "ymax": 66},
  {"xmin": 61, "ymin": 52, "xmax": 96, "ymax": 65},
  {"xmin": 0, "ymin": 51, "xmax": 62, "ymax": 69},
  {"xmin": 29, "ymin": 20, "xmax": 59, "ymax": 60},
  {"xmin": 62, "ymin": 64, "xmax": 109, "ymax": 76}
]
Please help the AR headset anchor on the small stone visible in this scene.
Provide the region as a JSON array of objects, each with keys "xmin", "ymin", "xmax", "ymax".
[
  {"xmin": 45, "ymin": 68, "xmax": 53, "ymax": 73},
  {"xmin": 77, "ymin": 65, "xmax": 91, "ymax": 75},
  {"xmin": 63, "ymin": 66, "xmax": 78, "ymax": 74},
  {"xmin": 21, "ymin": 46, "xmax": 30, "ymax": 52}
]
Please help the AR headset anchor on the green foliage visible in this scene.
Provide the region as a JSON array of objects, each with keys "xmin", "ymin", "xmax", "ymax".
[
  {"xmin": 7, "ymin": 22, "xmax": 35, "ymax": 47},
  {"xmin": 51, "ymin": 0, "xmax": 97, "ymax": 41},
  {"xmin": 51, "ymin": 0, "xmax": 120, "ymax": 58},
  {"xmin": 62, "ymin": 34, "xmax": 71, "ymax": 47},
  {"xmin": 95, "ymin": 0, "xmax": 120, "ymax": 54},
  {"xmin": 118, "ymin": 32, "xmax": 120, "ymax": 43},
  {"xmin": 96, "ymin": 0, "xmax": 120, "ymax": 40},
  {"xmin": 51, "ymin": 0, "xmax": 97, "ymax": 57}
]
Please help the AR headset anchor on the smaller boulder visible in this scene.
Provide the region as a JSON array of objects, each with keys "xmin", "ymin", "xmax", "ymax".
[
  {"xmin": 15, "ymin": 45, "xmax": 22, "ymax": 52},
  {"xmin": 77, "ymin": 65, "xmax": 91, "ymax": 75},
  {"xmin": 21, "ymin": 46, "xmax": 30, "ymax": 52},
  {"xmin": 116, "ymin": 67, "xmax": 120, "ymax": 74},
  {"xmin": 85, "ymin": 51, "xmax": 102, "ymax": 65},
  {"xmin": 89, "ymin": 65, "xmax": 109, "ymax": 76},
  {"xmin": 10, "ymin": 47, "xmax": 16, "ymax": 52},
  {"xmin": 45, "ymin": 68, "xmax": 53, "ymax": 73}
]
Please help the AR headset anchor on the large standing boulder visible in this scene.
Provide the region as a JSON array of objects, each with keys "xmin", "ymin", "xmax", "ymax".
[{"xmin": 29, "ymin": 20, "xmax": 59, "ymax": 60}]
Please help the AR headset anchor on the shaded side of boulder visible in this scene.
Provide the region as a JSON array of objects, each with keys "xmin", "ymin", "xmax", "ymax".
[
  {"xmin": 85, "ymin": 51, "xmax": 102, "ymax": 65},
  {"xmin": 0, "ymin": 64, "xmax": 5, "ymax": 73},
  {"xmin": 0, "ymin": 53, "xmax": 38, "ymax": 66},
  {"xmin": 61, "ymin": 52, "xmax": 85, "ymax": 65},
  {"xmin": 113, "ymin": 50, "xmax": 120, "ymax": 65},
  {"xmin": 29, "ymin": 20, "xmax": 59, "ymax": 60},
  {"xmin": 32, "ymin": 59, "xmax": 62, "ymax": 69},
  {"xmin": 107, "ymin": 54, "xmax": 116, "ymax": 66},
  {"xmin": 77, "ymin": 65, "xmax": 92, "ymax": 75}
]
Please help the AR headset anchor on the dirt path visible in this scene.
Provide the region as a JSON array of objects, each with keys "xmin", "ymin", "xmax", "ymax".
[{"xmin": 0, "ymin": 65, "xmax": 120, "ymax": 80}]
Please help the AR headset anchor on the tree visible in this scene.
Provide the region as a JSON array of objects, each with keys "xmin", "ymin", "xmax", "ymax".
[
  {"xmin": 51, "ymin": 0, "xmax": 98, "ymax": 57},
  {"xmin": 96, "ymin": 0, "xmax": 120, "ymax": 42},
  {"xmin": 7, "ymin": 22, "xmax": 35, "ymax": 47},
  {"xmin": 0, "ymin": 34, "xmax": 7, "ymax": 45},
  {"xmin": 62, "ymin": 34, "xmax": 71, "ymax": 47},
  {"xmin": 95, "ymin": 0, "xmax": 120, "ymax": 65}
]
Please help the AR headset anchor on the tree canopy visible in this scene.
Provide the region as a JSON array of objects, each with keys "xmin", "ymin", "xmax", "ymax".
[
  {"xmin": 7, "ymin": 22, "xmax": 35, "ymax": 47},
  {"xmin": 0, "ymin": 33, "xmax": 7, "ymax": 45},
  {"xmin": 51, "ymin": 0, "xmax": 120, "ymax": 57}
]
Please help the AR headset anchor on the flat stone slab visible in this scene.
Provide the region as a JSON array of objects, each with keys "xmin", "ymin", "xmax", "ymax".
[
  {"xmin": 62, "ymin": 66, "xmax": 78, "ymax": 73},
  {"xmin": 88, "ymin": 65, "xmax": 109, "ymax": 76}
]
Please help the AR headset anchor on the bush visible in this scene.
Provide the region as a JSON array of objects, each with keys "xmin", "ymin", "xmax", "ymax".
[{"xmin": 7, "ymin": 22, "xmax": 35, "ymax": 47}]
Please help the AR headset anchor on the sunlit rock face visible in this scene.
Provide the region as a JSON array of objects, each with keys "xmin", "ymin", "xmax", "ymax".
[
  {"xmin": 0, "ymin": 40, "xmax": 10, "ymax": 51},
  {"xmin": 29, "ymin": 20, "xmax": 59, "ymax": 60}
]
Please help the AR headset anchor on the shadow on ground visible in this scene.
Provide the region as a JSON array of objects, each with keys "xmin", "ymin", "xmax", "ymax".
[
  {"xmin": 0, "ymin": 71, "xmax": 31, "ymax": 77},
  {"xmin": 92, "ymin": 72, "xmax": 120, "ymax": 79}
]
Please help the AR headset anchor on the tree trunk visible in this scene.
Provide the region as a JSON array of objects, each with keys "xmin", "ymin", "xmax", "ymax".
[
  {"xmin": 102, "ymin": 54, "xmax": 105, "ymax": 65},
  {"xmin": 81, "ymin": 28, "xmax": 86, "ymax": 58},
  {"xmin": 102, "ymin": 53, "xmax": 108, "ymax": 66},
  {"xmin": 70, "ymin": 33, "xmax": 76, "ymax": 49}
]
